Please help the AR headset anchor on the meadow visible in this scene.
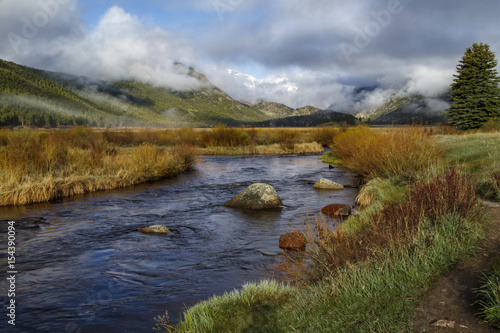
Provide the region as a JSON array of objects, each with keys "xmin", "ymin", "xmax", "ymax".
[{"xmin": 159, "ymin": 126, "xmax": 499, "ymax": 332}]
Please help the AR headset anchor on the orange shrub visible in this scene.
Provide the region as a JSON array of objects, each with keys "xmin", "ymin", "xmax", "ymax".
[{"xmin": 333, "ymin": 126, "xmax": 442, "ymax": 179}]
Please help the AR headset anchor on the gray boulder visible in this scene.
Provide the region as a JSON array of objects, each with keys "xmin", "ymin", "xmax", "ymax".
[
  {"xmin": 224, "ymin": 183, "xmax": 283, "ymax": 209},
  {"xmin": 313, "ymin": 178, "xmax": 344, "ymax": 190}
]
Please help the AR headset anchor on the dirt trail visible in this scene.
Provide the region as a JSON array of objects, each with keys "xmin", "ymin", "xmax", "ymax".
[{"xmin": 413, "ymin": 201, "xmax": 500, "ymax": 332}]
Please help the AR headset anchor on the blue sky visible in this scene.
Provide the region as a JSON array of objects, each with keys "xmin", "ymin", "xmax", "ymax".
[
  {"xmin": 1, "ymin": 0, "xmax": 500, "ymax": 111},
  {"xmin": 80, "ymin": 1, "xmax": 216, "ymax": 35}
]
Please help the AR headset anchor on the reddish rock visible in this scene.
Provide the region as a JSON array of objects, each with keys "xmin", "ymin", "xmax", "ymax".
[
  {"xmin": 320, "ymin": 204, "xmax": 351, "ymax": 217},
  {"xmin": 279, "ymin": 232, "xmax": 307, "ymax": 251}
]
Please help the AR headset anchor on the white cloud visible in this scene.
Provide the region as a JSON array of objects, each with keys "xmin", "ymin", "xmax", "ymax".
[
  {"xmin": 404, "ymin": 66, "xmax": 454, "ymax": 97},
  {"xmin": 0, "ymin": 2, "xmax": 202, "ymax": 91}
]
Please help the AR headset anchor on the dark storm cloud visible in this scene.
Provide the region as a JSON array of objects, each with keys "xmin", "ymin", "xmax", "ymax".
[
  {"xmin": 197, "ymin": 0, "xmax": 500, "ymax": 109},
  {"xmin": 199, "ymin": 0, "xmax": 500, "ymax": 70}
]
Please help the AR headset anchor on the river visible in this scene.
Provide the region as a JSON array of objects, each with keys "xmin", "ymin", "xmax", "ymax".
[{"xmin": 0, "ymin": 153, "xmax": 358, "ymax": 332}]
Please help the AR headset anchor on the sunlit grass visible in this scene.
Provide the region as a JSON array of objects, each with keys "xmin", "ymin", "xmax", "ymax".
[
  {"xmin": 0, "ymin": 127, "xmax": 194, "ymax": 206},
  {"xmin": 331, "ymin": 125, "xmax": 443, "ymax": 180}
]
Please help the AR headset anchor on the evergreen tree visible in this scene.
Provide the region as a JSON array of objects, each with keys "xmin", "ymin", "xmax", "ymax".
[{"xmin": 447, "ymin": 43, "xmax": 500, "ymax": 129}]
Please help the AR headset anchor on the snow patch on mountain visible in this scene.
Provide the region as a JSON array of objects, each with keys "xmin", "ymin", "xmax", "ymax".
[{"xmin": 226, "ymin": 69, "xmax": 298, "ymax": 93}]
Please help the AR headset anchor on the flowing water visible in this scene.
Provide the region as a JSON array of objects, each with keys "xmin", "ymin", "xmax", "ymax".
[{"xmin": 0, "ymin": 153, "xmax": 358, "ymax": 332}]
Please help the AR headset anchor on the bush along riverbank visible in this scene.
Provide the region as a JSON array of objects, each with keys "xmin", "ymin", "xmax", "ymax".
[
  {"xmin": 158, "ymin": 126, "xmax": 495, "ymax": 332},
  {"xmin": 0, "ymin": 127, "xmax": 195, "ymax": 206}
]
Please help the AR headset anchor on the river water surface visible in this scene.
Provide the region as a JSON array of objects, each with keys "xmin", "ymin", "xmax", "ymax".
[{"xmin": 0, "ymin": 153, "xmax": 358, "ymax": 332}]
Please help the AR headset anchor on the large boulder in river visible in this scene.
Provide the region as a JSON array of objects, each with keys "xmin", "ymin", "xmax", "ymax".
[
  {"xmin": 313, "ymin": 178, "xmax": 344, "ymax": 190},
  {"xmin": 279, "ymin": 232, "xmax": 307, "ymax": 251},
  {"xmin": 138, "ymin": 225, "xmax": 171, "ymax": 234},
  {"xmin": 224, "ymin": 183, "xmax": 283, "ymax": 210},
  {"xmin": 320, "ymin": 204, "xmax": 351, "ymax": 217}
]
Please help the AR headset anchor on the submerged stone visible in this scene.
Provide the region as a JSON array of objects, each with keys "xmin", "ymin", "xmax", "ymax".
[
  {"xmin": 138, "ymin": 225, "xmax": 171, "ymax": 234},
  {"xmin": 224, "ymin": 183, "xmax": 283, "ymax": 210},
  {"xmin": 320, "ymin": 204, "xmax": 351, "ymax": 217},
  {"xmin": 313, "ymin": 178, "xmax": 344, "ymax": 190},
  {"xmin": 279, "ymin": 232, "xmax": 307, "ymax": 251}
]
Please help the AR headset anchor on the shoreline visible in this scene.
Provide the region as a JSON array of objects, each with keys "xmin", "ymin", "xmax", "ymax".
[{"xmin": 0, "ymin": 143, "xmax": 324, "ymax": 207}]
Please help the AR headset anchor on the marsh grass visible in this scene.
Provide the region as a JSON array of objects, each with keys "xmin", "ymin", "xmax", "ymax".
[
  {"xmin": 0, "ymin": 128, "xmax": 194, "ymax": 206},
  {"xmin": 102, "ymin": 126, "xmax": 335, "ymax": 149},
  {"xmin": 196, "ymin": 142, "xmax": 323, "ymax": 156}
]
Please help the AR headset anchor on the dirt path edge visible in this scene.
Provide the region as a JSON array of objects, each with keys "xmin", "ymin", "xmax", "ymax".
[{"xmin": 413, "ymin": 202, "xmax": 500, "ymax": 332}]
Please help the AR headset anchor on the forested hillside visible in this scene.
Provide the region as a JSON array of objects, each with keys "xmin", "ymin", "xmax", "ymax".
[{"xmin": 0, "ymin": 59, "xmax": 272, "ymax": 127}]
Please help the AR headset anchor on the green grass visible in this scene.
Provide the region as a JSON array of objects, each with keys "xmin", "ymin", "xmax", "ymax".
[
  {"xmin": 476, "ymin": 262, "xmax": 500, "ymax": 325},
  {"xmin": 439, "ymin": 133, "xmax": 500, "ymax": 201}
]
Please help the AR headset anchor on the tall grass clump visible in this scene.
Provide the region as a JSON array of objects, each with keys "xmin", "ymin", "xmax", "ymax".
[
  {"xmin": 164, "ymin": 280, "xmax": 296, "ymax": 333},
  {"xmin": 0, "ymin": 128, "xmax": 195, "ymax": 206},
  {"xmin": 476, "ymin": 263, "xmax": 500, "ymax": 325},
  {"xmin": 307, "ymin": 126, "xmax": 339, "ymax": 147},
  {"xmin": 332, "ymin": 126, "xmax": 442, "ymax": 180},
  {"xmin": 200, "ymin": 126, "xmax": 249, "ymax": 147}
]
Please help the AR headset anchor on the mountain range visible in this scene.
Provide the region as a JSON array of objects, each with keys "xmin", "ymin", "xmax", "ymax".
[
  {"xmin": 355, "ymin": 93, "xmax": 450, "ymax": 125},
  {"xmin": 0, "ymin": 58, "xmax": 448, "ymax": 127},
  {"xmin": 0, "ymin": 59, "xmax": 356, "ymax": 128}
]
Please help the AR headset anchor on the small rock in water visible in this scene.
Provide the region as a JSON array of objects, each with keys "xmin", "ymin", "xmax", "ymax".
[
  {"xmin": 320, "ymin": 204, "xmax": 351, "ymax": 217},
  {"xmin": 138, "ymin": 225, "xmax": 171, "ymax": 234},
  {"xmin": 313, "ymin": 178, "xmax": 344, "ymax": 190}
]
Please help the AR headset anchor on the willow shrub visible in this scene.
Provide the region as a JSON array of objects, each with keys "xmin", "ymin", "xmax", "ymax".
[{"xmin": 332, "ymin": 126, "xmax": 443, "ymax": 180}]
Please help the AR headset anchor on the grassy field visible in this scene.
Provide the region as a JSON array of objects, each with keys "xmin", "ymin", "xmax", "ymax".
[
  {"xmin": 159, "ymin": 126, "xmax": 498, "ymax": 332},
  {"xmin": 438, "ymin": 133, "xmax": 500, "ymax": 201}
]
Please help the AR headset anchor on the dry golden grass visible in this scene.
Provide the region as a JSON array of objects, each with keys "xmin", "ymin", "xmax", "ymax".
[
  {"xmin": 0, "ymin": 128, "xmax": 194, "ymax": 206},
  {"xmin": 102, "ymin": 126, "xmax": 337, "ymax": 148},
  {"xmin": 333, "ymin": 126, "xmax": 443, "ymax": 180},
  {"xmin": 196, "ymin": 142, "xmax": 323, "ymax": 156}
]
